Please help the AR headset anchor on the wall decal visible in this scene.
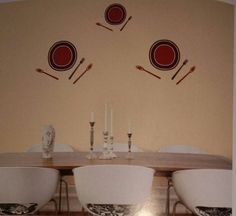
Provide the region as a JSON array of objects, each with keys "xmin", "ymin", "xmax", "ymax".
[
  {"xmin": 105, "ymin": 3, "xmax": 126, "ymax": 25},
  {"xmin": 120, "ymin": 16, "xmax": 132, "ymax": 31},
  {"xmin": 73, "ymin": 63, "xmax": 93, "ymax": 84},
  {"xmin": 149, "ymin": 39, "xmax": 180, "ymax": 71},
  {"xmin": 48, "ymin": 40, "xmax": 77, "ymax": 71},
  {"xmin": 171, "ymin": 59, "xmax": 188, "ymax": 80},
  {"xmin": 69, "ymin": 57, "xmax": 85, "ymax": 80},
  {"xmin": 176, "ymin": 66, "xmax": 196, "ymax": 85},
  {"xmin": 96, "ymin": 3, "xmax": 132, "ymax": 32},
  {"xmin": 36, "ymin": 41, "xmax": 92, "ymax": 84},
  {"xmin": 136, "ymin": 65, "xmax": 161, "ymax": 79},
  {"xmin": 35, "ymin": 68, "xmax": 59, "ymax": 80},
  {"xmin": 96, "ymin": 22, "xmax": 113, "ymax": 32}
]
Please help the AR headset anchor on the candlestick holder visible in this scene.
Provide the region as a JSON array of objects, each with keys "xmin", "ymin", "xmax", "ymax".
[
  {"xmin": 99, "ymin": 130, "xmax": 111, "ymax": 159},
  {"xmin": 126, "ymin": 132, "xmax": 133, "ymax": 159},
  {"xmin": 108, "ymin": 136, "xmax": 117, "ymax": 158},
  {"xmin": 86, "ymin": 121, "xmax": 97, "ymax": 159}
]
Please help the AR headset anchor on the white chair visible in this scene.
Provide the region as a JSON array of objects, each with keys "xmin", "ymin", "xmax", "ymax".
[
  {"xmin": 0, "ymin": 167, "xmax": 59, "ymax": 215},
  {"xmin": 158, "ymin": 144, "xmax": 206, "ymax": 216},
  {"xmin": 73, "ymin": 165, "xmax": 154, "ymax": 216},
  {"xmin": 172, "ymin": 169, "xmax": 232, "ymax": 216},
  {"xmin": 93, "ymin": 143, "xmax": 143, "ymax": 152},
  {"xmin": 27, "ymin": 144, "xmax": 74, "ymax": 213}
]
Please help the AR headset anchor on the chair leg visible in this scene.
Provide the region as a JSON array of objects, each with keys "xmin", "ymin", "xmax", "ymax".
[
  {"xmin": 82, "ymin": 207, "xmax": 89, "ymax": 216},
  {"xmin": 61, "ymin": 178, "xmax": 70, "ymax": 216},
  {"xmin": 58, "ymin": 177, "xmax": 70, "ymax": 215},
  {"xmin": 82, "ymin": 207, "xmax": 85, "ymax": 216},
  {"xmin": 166, "ymin": 178, "xmax": 173, "ymax": 216},
  {"xmin": 172, "ymin": 200, "xmax": 182, "ymax": 216},
  {"xmin": 50, "ymin": 198, "xmax": 58, "ymax": 215},
  {"xmin": 39, "ymin": 198, "xmax": 58, "ymax": 214},
  {"xmin": 173, "ymin": 200, "xmax": 193, "ymax": 216},
  {"xmin": 58, "ymin": 178, "xmax": 63, "ymax": 213}
]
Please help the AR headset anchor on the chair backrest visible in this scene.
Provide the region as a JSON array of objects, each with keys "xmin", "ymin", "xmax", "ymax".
[
  {"xmin": 73, "ymin": 165, "xmax": 154, "ymax": 206},
  {"xmin": 172, "ymin": 169, "xmax": 232, "ymax": 213},
  {"xmin": 159, "ymin": 144, "xmax": 206, "ymax": 154},
  {"xmin": 0, "ymin": 167, "xmax": 59, "ymax": 213},
  {"xmin": 93, "ymin": 143, "xmax": 143, "ymax": 152},
  {"xmin": 27, "ymin": 144, "xmax": 74, "ymax": 152}
]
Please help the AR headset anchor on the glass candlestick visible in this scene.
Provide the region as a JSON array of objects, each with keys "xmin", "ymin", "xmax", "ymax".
[
  {"xmin": 126, "ymin": 133, "xmax": 133, "ymax": 159},
  {"xmin": 99, "ymin": 130, "xmax": 111, "ymax": 159},
  {"xmin": 86, "ymin": 121, "xmax": 97, "ymax": 159},
  {"xmin": 109, "ymin": 136, "xmax": 117, "ymax": 158}
]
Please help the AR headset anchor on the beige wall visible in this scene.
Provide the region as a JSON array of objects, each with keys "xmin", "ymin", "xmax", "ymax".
[{"xmin": 0, "ymin": 0, "xmax": 233, "ymax": 158}]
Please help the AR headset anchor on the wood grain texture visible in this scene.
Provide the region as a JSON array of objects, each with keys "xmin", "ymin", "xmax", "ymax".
[{"xmin": 0, "ymin": 152, "xmax": 231, "ymax": 176}]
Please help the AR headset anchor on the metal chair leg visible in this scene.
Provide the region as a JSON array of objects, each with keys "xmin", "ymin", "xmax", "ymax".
[
  {"xmin": 166, "ymin": 177, "xmax": 173, "ymax": 216},
  {"xmin": 82, "ymin": 207, "xmax": 86, "ymax": 216},
  {"xmin": 58, "ymin": 177, "xmax": 70, "ymax": 215},
  {"xmin": 172, "ymin": 200, "xmax": 183, "ymax": 216},
  {"xmin": 166, "ymin": 177, "xmax": 193, "ymax": 216},
  {"xmin": 50, "ymin": 198, "xmax": 58, "ymax": 215},
  {"xmin": 61, "ymin": 178, "xmax": 70, "ymax": 215},
  {"xmin": 58, "ymin": 178, "xmax": 63, "ymax": 213},
  {"xmin": 172, "ymin": 200, "xmax": 194, "ymax": 216},
  {"xmin": 38, "ymin": 198, "xmax": 58, "ymax": 214}
]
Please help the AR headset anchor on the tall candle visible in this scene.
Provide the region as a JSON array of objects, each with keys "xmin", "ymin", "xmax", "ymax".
[
  {"xmin": 110, "ymin": 109, "xmax": 113, "ymax": 136},
  {"xmin": 128, "ymin": 121, "xmax": 131, "ymax": 134},
  {"xmin": 90, "ymin": 112, "xmax": 95, "ymax": 122},
  {"xmin": 104, "ymin": 104, "xmax": 108, "ymax": 131}
]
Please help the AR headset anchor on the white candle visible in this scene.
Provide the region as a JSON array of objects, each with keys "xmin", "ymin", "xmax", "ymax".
[
  {"xmin": 128, "ymin": 121, "xmax": 131, "ymax": 134},
  {"xmin": 104, "ymin": 104, "xmax": 108, "ymax": 131},
  {"xmin": 110, "ymin": 109, "xmax": 113, "ymax": 136},
  {"xmin": 90, "ymin": 112, "xmax": 95, "ymax": 122}
]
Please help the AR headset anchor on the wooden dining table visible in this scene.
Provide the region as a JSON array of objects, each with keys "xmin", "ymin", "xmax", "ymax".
[{"xmin": 0, "ymin": 151, "xmax": 232, "ymax": 177}]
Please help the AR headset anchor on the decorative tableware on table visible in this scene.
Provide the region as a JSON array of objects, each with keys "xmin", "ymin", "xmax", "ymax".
[
  {"xmin": 126, "ymin": 132, "xmax": 133, "ymax": 159},
  {"xmin": 86, "ymin": 121, "xmax": 97, "ymax": 159},
  {"xmin": 41, "ymin": 125, "xmax": 55, "ymax": 159},
  {"xmin": 107, "ymin": 108, "xmax": 116, "ymax": 158},
  {"xmin": 99, "ymin": 104, "xmax": 113, "ymax": 160},
  {"xmin": 108, "ymin": 135, "xmax": 117, "ymax": 158},
  {"xmin": 99, "ymin": 130, "xmax": 112, "ymax": 159}
]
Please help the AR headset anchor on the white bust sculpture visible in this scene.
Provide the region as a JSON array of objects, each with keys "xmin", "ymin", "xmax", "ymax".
[{"xmin": 42, "ymin": 125, "xmax": 55, "ymax": 159}]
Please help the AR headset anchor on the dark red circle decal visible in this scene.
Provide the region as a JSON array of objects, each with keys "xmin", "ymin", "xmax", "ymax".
[
  {"xmin": 149, "ymin": 40, "xmax": 180, "ymax": 71},
  {"xmin": 48, "ymin": 41, "xmax": 77, "ymax": 71},
  {"xmin": 105, "ymin": 3, "xmax": 127, "ymax": 25}
]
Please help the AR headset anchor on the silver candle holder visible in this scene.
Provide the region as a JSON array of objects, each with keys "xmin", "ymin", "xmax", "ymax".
[
  {"xmin": 99, "ymin": 130, "xmax": 111, "ymax": 159},
  {"xmin": 86, "ymin": 121, "xmax": 97, "ymax": 159},
  {"xmin": 126, "ymin": 132, "xmax": 133, "ymax": 159}
]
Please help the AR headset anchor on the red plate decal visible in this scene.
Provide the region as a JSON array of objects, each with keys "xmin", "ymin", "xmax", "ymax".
[
  {"xmin": 48, "ymin": 41, "xmax": 77, "ymax": 71},
  {"xmin": 149, "ymin": 40, "xmax": 180, "ymax": 71},
  {"xmin": 105, "ymin": 3, "xmax": 126, "ymax": 25}
]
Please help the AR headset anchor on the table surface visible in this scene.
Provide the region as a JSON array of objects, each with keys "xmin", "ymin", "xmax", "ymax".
[{"xmin": 0, "ymin": 152, "xmax": 231, "ymax": 176}]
